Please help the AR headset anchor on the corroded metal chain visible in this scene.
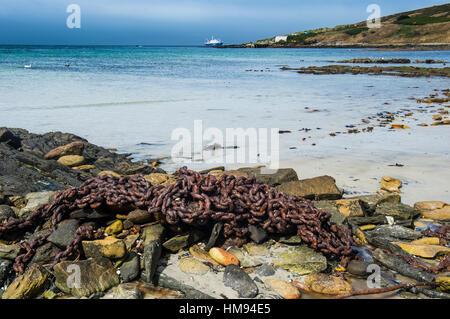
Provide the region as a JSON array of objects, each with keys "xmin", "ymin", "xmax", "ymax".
[
  {"xmin": 1, "ymin": 167, "xmax": 355, "ymax": 273},
  {"xmin": 422, "ymin": 225, "xmax": 450, "ymax": 243}
]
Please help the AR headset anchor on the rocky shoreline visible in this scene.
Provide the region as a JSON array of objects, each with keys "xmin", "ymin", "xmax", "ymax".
[{"xmin": 0, "ymin": 128, "xmax": 449, "ymax": 299}]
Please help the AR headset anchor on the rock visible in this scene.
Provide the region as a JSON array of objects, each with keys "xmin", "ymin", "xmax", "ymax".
[
  {"xmin": 278, "ymin": 235, "xmax": 302, "ymax": 244},
  {"xmin": 57, "ymin": 155, "xmax": 85, "ymax": 167},
  {"xmin": 53, "ymin": 257, "xmax": 120, "ymax": 298},
  {"xmin": 102, "ymin": 282, "xmax": 142, "ymax": 299},
  {"xmin": 314, "ymin": 200, "xmax": 347, "ymax": 225},
  {"xmin": 223, "ymin": 264, "xmax": 258, "ymax": 298},
  {"xmin": 255, "ymin": 264, "xmax": 276, "ymax": 277},
  {"xmin": 248, "ymin": 225, "xmax": 267, "ymax": 244},
  {"xmin": 303, "ymin": 273, "xmax": 352, "ymax": 295},
  {"xmin": 0, "ymin": 259, "xmax": 12, "ymax": 286},
  {"xmin": 72, "ymin": 164, "xmax": 95, "ymax": 170},
  {"xmin": 98, "ymin": 170, "xmax": 121, "ymax": 178},
  {"xmin": 420, "ymin": 206, "xmax": 450, "ymax": 221},
  {"xmin": 0, "ymin": 205, "xmax": 15, "ymax": 221},
  {"xmin": 155, "ymin": 273, "xmax": 214, "ymax": 299},
  {"xmin": 209, "ymin": 247, "xmax": 239, "ymax": 266},
  {"xmin": 189, "ymin": 244, "xmax": 220, "ymax": 266},
  {"xmin": 335, "ymin": 199, "xmax": 365, "ymax": 217},
  {"xmin": 243, "ymin": 243, "xmax": 270, "ymax": 256},
  {"xmin": 381, "ymin": 176, "xmax": 402, "ymax": 193},
  {"xmin": 410, "ymin": 237, "xmax": 440, "ymax": 245},
  {"xmin": 228, "ymin": 247, "xmax": 261, "ymax": 267},
  {"xmin": 347, "ymin": 260, "xmax": 372, "ymax": 277},
  {"xmin": 372, "ymin": 248, "xmax": 435, "ymax": 282},
  {"xmin": 144, "ymin": 173, "xmax": 176, "ymax": 186},
  {"xmin": 141, "ymin": 224, "xmax": 165, "ymax": 245},
  {"xmin": 276, "ymin": 176, "xmax": 342, "ymax": 200},
  {"xmin": 82, "ymin": 236, "xmax": 127, "ymax": 259},
  {"xmin": 265, "ymin": 279, "xmax": 301, "ymax": 299},
  {"xmin": 143, "ymin": 240, "xmax": 162, "ymax": 283},
  {"xmin": 213, "ymin": 170, "xmax": 249, "ymax": 178},
  {"xmin": 237, "ymin": 167, "xmax": 298, "ymax": 186},
  {"xmin": 44, "ymin": 141, "xmax": 84, "ymax": 160},
  {"xmin": 392, "ymin": 242, "xmax": 450, "ymax": 258},
  {"xmin": 127, "ymin": 209, "xmax": 153, "ymax": 224},
  {"xmin": 0, "ymin": 128, "xmax": 21, "ymax": 149},
  {"xmin": 178, "ymin": 258, "xmax": 210, "ymax": 275},
  {"xmin": 119, "ymin": 252, "xmax": 140, "ymax": 282},
  {"xmin": 162, "ymin": 230, "xmax": 204, "ymax": 252},
  {"xmin": 0, "ymin": 188, "xmax": 5, "ymax": 205},
  {"xmin": 19, "ymin": 191, "xmax": 56, "ymax": 217},
  {"xmin": 374, "ymin": 202, "xmax": 417, "ymax": 220},
  {"xmin": 436, "ymin": 276, "xmax": 450, "ymax": 293},
  {"xmin": 205, "ymin": 222, "xmax": 223, "ymax": 250},
  {"xmin": 105, "ymin": 220, "xmax": 123, "ymax": 235},
  {"xmin": 30, "ymin": 242, "xmax": 62, "ymax": 265},
  {"xmin": 199, "ymin": 166, "xmax": 225, "ymax": 174},
  {"xmin": 124, "ymin": 233, "xmax": 139, "ymax": 251},
  {"xmin": 414, "ymin": 201, "xmax": 447, "ymax": 212},
  {"xmin": 365, "ymin": 225, "xmax": 422, "ymax": 240},
  {"xmin": 2, "ymin": 264, "xmax": 49, "ymax": 299},
  {"xmin": 47, "ymin": 219, "xmax": 80, "ymax": 249},
  {"xmin": 274, "ymin": 245, "xmax": 327, "ymax": 275},
  {"xmin": 0, "ymin": 243, "xmax": 20, "ymax": 260}
]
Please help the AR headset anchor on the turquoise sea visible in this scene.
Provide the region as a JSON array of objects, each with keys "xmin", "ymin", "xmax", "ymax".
[{"xmin": 1, "ymin": 46, "xmax": 449, "ymax": 170}]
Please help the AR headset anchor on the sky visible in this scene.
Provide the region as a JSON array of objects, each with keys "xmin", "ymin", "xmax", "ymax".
[{"xmin": 0, "ymin": 0, "xmax": 448, "ymax": 45}]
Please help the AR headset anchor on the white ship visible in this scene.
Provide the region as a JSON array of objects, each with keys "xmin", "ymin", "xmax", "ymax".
[{"xmin": 204, "ymin": 36, "xmax": 223, "ymax": 47}]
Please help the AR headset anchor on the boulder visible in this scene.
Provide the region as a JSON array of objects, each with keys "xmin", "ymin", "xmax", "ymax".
[
  {"xmin": 265, "ymin": 279, "xmax": 301, "ymax": 299},
  {"xmin": 119, "ymin": 252, "xmax": 140, "ymax": 283},
  {"xmin": 274, "ymin": 245, "xmax": 327, "ymax": 275},
  {"xmin": 57, "ymin": 155, "xmax": 85, "ymax": 167},
  {"xmin": 2, "ymin": 264, "xmax": 49, "ymax": 299},
  {"xmin": 104, "ymin": 220, "xmax": 123, "ymax": 235},
  {"xmin": 19, "ymin": 191, "xmax": 56, "ymax": 217},
  {"xmin": 47, "ymin": 219, "xmax": 80, "ymax": 249},
  {"xmin": 303, "ymin": 273, "xmax": 352, "ymax": 295},
  {"xmin": 162, "ymin": 230, "xmax": 204, "ymax": 252},
  {"xmin": 141, "ymin": 224, "xmax": 165, "ymax": 245},
  {"xmin": 374, "ymin": 202, "xmax": 417, "ymax": 220},
  {"xmin": 380, "ymin": 176, "xmax": 402, "ymax": 193},
  {"xmin": 414, "ymin": 201, "xmax": 447, "ymax": 212},
  {"xmin": 144, "ymin": 173, "xmax": 176, "ymax": 186},
  {"xmin": 237, "ymin": 167, "xmax": 298, "ymax": 186},
  {"xmin": 223, "ymin": 264, "xmax": 258, "ymax": 298},
  {"xmin": 420, "ymin": 206, "xmax": 450, "ymax": 221},
  {"xmin": 143, "ymin": 240, "xmax": 162, "ymax": 283},
  {"xmin": 29, "ymin": 242, "xmax": 62, "ymax": 266},
  {"xmin": 82, "ymin": 236, "xmax": 127, "ymax": 259},
  {"xmin": 365, "ymin": 225, "xmax": 422, "ymax": 241},
  {"xmin": 127, "ymin": 209, "xmax": 153, "ymax": 224},
  {"xmin": 392, "ymin": 242, "xmax": 450, "ymax": 258},
  {"xmin": 276, "ymin": 176, "xmax": 342, "ymax": 200},
  {"xmin": 53, "ymin": 257, "xmax": 120, "ymax": 298},
  {"xmin": 0, "ymin": 205, "xmax": 15, "ymax": 221},
  {"xmin": 0, "ymin": 243, "xmax": 20, "ymax": 260},
  {"xmin": 44, "ymin": 141, "xmax": 84, "ymax": 160}
]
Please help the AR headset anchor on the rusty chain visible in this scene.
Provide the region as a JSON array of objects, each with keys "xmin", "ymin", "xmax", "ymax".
[{"xmin": 1, "ymin": 167, "xmax": 355, "ymax": 274}]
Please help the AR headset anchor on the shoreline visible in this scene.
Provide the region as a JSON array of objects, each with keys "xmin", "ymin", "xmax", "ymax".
[{"xmin": 220, "ymin": 44, "xmax": 450, "ymax": 51}]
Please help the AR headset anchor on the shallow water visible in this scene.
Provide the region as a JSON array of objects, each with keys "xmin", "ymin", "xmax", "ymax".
[{"xmin": 1, "ymin": 46, "xmax": 449, "ymax": 172}]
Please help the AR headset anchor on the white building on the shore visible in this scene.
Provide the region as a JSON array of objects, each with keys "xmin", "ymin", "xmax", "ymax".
[{"xmin": 274, "ymin": 35, "xmax": 288, "ymax": 42}]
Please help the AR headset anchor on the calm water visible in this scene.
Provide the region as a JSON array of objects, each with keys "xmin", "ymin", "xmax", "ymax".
[{"xmin": 1, "ymin": 46, "xmax": 449, "ymax": 170}]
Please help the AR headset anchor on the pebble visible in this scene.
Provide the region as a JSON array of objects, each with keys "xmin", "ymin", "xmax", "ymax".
[
  {"xmin": 47, "ymin": 219, "xmax": 80, "ymax": 249},
  {"xmin": 2, "ymin": 264, "xmax": 49, "ymax": 299},
  {"xmin": 105, "ymin": 220, "xmax": 123, "ymax": 235},
  {"xmin": 82, "ymin": 236, "xmax": 127, "ymax": 259},
  {"xmin": 304, "ymin": 273, "xmax": 352, "ymax": 295},
  {"xmin": 178, "ymin": 257, "xmax": 210, "ymax": 275},
  {"xmin": 119, "ymin": 252, "xmax": 140, "ymax": 282},
  {"xmin": 265, "ymin": 279, "xmax": 301, "ymax": 299},
  {"xmin": 143, "ymin": 240, "xmax": 162, "ymax": 283},
  {"xmin": 209, "ymin": 247, "xmax": 239, "ymax": 266},
  {"xmin": 347, "ymin": 260, "xmax": 372, "ymax": 277},
  {"xmin": 255, "ymin": 264, "xmax": 276, "ymax": 277},
  {"xmin": 57, "ymin": 155, "xmax": 85, "ymax": 167}
]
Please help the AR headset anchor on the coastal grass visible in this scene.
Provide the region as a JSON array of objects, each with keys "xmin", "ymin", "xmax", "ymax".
[{"xmin": 394, "ymin": 16, "xmax": 450, "ymax": 25}]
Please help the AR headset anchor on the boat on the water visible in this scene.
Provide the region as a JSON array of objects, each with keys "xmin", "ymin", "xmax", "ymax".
[{"xmin": 205, "ymin": 36, "xmax": 223, "ymax": 47}]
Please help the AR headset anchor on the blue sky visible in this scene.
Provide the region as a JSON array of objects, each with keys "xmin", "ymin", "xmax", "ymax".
[{"xmin": 0, "ymin": 0, "xmax": 448, "ymax": 45}]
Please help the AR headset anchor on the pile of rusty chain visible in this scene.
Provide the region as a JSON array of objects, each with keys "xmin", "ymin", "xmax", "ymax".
[
  {"xmin": 0, "ymin": 167, "xmax": 354, "ymax": 274},
  {"xmin": 422, "ymin": 225, "xmax": 450, "ymax": 243}
]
